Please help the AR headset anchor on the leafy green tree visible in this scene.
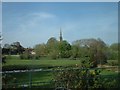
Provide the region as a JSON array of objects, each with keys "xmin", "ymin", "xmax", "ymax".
[
  {"xmin": 48, "ymin": 50, "xmax": 59, "ymax": 59},
  {"xmin": 71, "ymin": 45, "xmax": 80, "ymax": 59},
  {"xmin": 46, "ymin": 37, "xmax": 60, "ymax": 59},
  {"xmin": 11, "ymin": 42, "xmax": 25, "ymax": 54},
  {"xmin": 107, "ymin": 43, "xmax": 119, "ymax": 60},
  {"xmin": 34, "ymin": 43, "xmax": 47, "ymax": 57},
  {"xmin": 59, "ymin": 40, "xmax": 71, "ymax": 58},
  {"xmin": 2, "ymin": 44, "xmax": 11, "ymax": 55},
  {"xmin": 72, "ymin": 38, "xmax": 107, "ymax": 67},
  {"xmin": 71, "ymin": 45, "xmax": 88, "ymax": 59},
  {"xmin": 20, "ymin": 48, "xmax": 33, "ymax": 59},
  {"xmin": 2, "ymin": 42, "xmax": 24, "ymax": 55},
  {"xmin": 110, "ymin": 43, "xmax": 119, "ymax": 51},
  {"xmin": 46, "ymin": 37, "xmax": 58, "ymax": 52}
]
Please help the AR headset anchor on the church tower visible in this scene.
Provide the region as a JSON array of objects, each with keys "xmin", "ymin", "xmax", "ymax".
[{"xmin": 60, "ymin": 27, "xmax": 63, "ymax": 42}]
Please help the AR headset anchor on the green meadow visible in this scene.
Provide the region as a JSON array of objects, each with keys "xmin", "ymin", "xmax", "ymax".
[{"xmin": 3, "ymin": 56, "xmax": 118, "ymax": 88}]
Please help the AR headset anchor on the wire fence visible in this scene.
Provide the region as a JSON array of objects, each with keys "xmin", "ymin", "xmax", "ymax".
[{"xmin": 2, "ymin": 66, "xmax": 119, "ymax": 89}]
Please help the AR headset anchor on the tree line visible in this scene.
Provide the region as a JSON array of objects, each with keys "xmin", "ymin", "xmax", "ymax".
[{"xmin": 2, "ymin": 37, "xmax": 119, "ymax": 67}]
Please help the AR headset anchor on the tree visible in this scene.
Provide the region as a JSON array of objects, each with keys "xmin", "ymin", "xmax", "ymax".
[
  {"xmin": 72, "ymin": 38, "xmax": 107, "ymax": 67},
  {"xmin": 11, "ymin": 42, "xmax": 25, "ymax": 54},
  {"xmin": 110, "ymin": 43, "xmax": 119, "ymax": 51},
  {"xmin": 107, "ymin": 43, "xmax": 119, "ymax": 60},
  {"xmin": 2, "ymin": 44, "xmax": 11, "ymax": 55},
  {"xmin": 34, "ymin": 43, "xmax": 47, "ymax": 57},
  {"xmin": 59, "ymin": 40, "xmax": 71, "ymax": 58},
  {"xmin": 20, "ymin": 48, "xmax": 29, "ymax": 59},
  {"xmin": 71, "ymin": 45, "xmax": 80, "ymax": 59},
  {"xmin": 46, "ymin": 37, "xmax": 60, "ymax": 59},
  {"xmin": 2, "ymin": 42, "xmax": 25, "ymax": 55},
  {"xmin": 89, "ymin": 39, "xmax": 107, "ymax": 67},
  {"xmin": 46, "ymin": 37, "xmax": 58, "ymax": 53}
]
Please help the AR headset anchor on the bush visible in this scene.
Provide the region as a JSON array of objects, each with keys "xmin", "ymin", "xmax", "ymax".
[
  {"xmin": 20, "ymin": 51, "xmax": 40, "ymax": 60},
  {"xmin": 107, "ymin": 60, "xmax": 118, "ymax": 66},
  {"xmin": 53, "ymin": 59, "xmax": 118, "ymax": 89},
  {"xmin": 48, "ymin": 50, "xmax": 59, "ymax": 59},
  {"xmin": 54, "ymin": 67, "xmax": 101, "ymax": 89},
  {"xmin": 101, "ymin": 76, "xmax": 119, "ymax": 89},
  {"xmin": 53, "ymin": 59, "xmax": 101, "ymax": 89}
]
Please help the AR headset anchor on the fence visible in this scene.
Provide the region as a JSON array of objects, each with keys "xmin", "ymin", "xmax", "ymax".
[{"xmin": 2, "ymin": 66, "xmax": 119, "ymax": 89}]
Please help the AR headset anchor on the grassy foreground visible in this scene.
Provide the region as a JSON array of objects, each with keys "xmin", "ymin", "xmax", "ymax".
[
  {"xmin": 3, "ymin": 55, "xmax": 118, "ymax": 88},
  {"xmin": 4, "ymin": 59, "xmax": 81, "ymax": 67},
  {"xmin": 3, "ymin": 56, "xmax": 81, "ymax": 70},
  {"xmin": 4, "ymin": 68, "xmax": 118, "ymax": 88}
]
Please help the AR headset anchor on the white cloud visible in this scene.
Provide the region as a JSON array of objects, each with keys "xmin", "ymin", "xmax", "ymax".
[
  {"xmin": 17, "ymin": 12, "xmax": 57, "ymax": 32},
  {"xmin": 3, "ymin": 12, "xmax": 58, "ymax": 47},
  {"xmin": 30, "ymin": 12, "xmax": 56, "ymax": 19}
]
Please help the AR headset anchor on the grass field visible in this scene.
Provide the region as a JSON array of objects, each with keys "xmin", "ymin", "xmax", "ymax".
[
  {"xmin": 4, "ymin": 55, "xmax": 118, "ymax": 67},
  {"xmin": 4, "ymin": 59, "xmax": 81, "ymax": 67},
  {"xmin": 4, "ymin": 68, "xmax": 118, "ymax": 88},
  {"xmin": 3, "ymin": 56, "xmax": 82, "ymax": 71},
  {"xmin": 3, "ymin": 55, "xmax": 119, "ymax": 88},
  {"xmin": 6, "ymin": 71, "xmax": 53, "ymax": 83}
]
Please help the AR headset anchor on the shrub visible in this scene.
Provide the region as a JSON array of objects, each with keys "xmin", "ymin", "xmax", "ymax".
[
  {"xmin": 53, "ymin": 59, "xmax": 118, "ymax": 89},
  {"xmin": 54, "ymin": 67, "xmax": 102, "ymax": 89},
  {"xmin": 107, "ymin": 61, "xmax": 118, "ymax": 66},
  {"xmin": 48, "ymin": 50, "xmax": 59, "ymax": 59},
  {"xmin": 53, "ymin": 59, "xmax": 102, "ymax": 89}
]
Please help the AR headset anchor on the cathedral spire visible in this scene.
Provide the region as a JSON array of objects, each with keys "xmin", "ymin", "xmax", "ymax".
[{"xmin": 60, "ymin": 27, "xmax": 63, "ymax": 42}]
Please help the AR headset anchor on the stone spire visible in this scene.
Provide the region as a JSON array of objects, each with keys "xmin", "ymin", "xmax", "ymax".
[{"xmin": 60, "ymin": 27, "xmax": 63, "ymax": 42}]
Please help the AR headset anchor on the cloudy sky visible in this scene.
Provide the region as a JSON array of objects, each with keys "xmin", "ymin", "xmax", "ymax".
[{"xmin": 2, "ymin": 2, "xmax": 118, "ymax": 47}]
